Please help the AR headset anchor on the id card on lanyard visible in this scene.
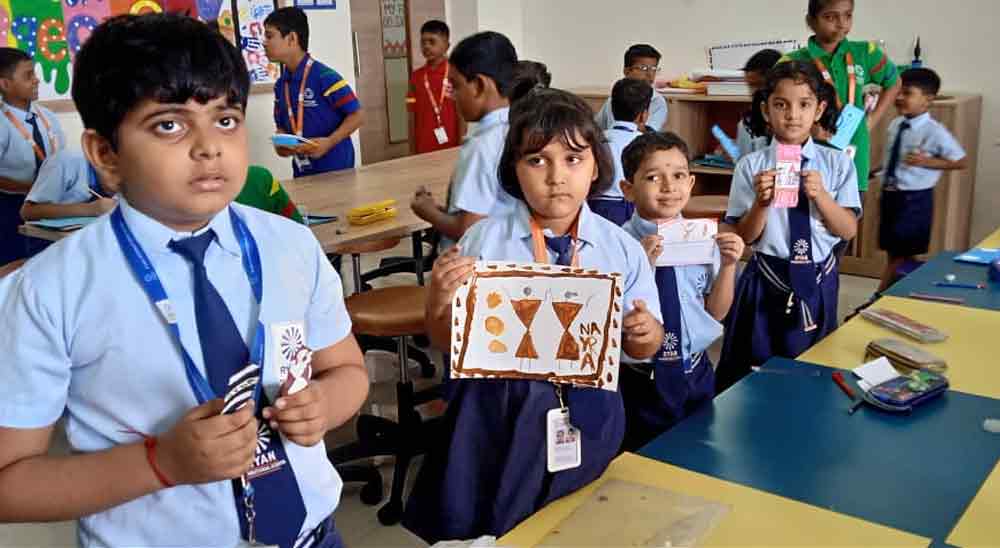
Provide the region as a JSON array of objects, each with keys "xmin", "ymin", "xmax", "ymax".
[
  {"xmin": 424, "ymin": 62, "xmax": 451, "ymax": 145},
  {"xmin": 528, "ymin": 214, "xmax": 584, "ymax": 473},
  {"xmin": 284, "ymin": 58, "xmax": 315, "ymax": 170},
  {"xmin": 110, "ymin": 207, "xmax": 273, "ymax": 545},
  {"xmin": 814, "ymin": 52, "xmax": 864, "ymax": 154},
  {"xmin": 3, "ymin": 105, "xmax": 57, "ymax": 165}
]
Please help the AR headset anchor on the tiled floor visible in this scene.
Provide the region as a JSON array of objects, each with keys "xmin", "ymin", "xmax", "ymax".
[{"xmin": 0, "ymin": 240, "xmax": 879, "ymax": 547}]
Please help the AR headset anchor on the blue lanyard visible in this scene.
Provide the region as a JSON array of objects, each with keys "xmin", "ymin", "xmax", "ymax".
[{"xmin": 110, "ymin": 206, "xmax": 265, "ymax": 407}]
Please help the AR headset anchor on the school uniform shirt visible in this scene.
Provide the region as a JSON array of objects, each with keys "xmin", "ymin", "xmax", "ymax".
[
  {"xmin": 736, "ymin": 119, "xmax": 768, "ymax": 160},
  {"xmin": 784, "ymin": 38, "xmax": 899, "ymax": 190},
  {"xmin": 274, "ymin": 54, "xmax": 360, "ymax": 177},
  {"xmin": 402, "ymin": 200, "xmax": 661, "ymax": 543},
  {"xmin": 725, "ymin": 138, "xmax": 862, "ymax": 262},
  {"xmin": 621, "ymin": 213, "xmax": 723, "ymax": 363},
  {"xmin": 0, "ymin": 100, "xmax": 65, "ymax": 189},
  {"xmin": 0, "ymin": 199, "xmax": 350, "ymax": 547},
  {"xmin": 24, "ymin": 150, "xmax": 100, "ymax": 206},
  {"xmin": 594, "ymin": 120, "xmax": 642, "ymax": 200},
  {"xmin": 883, "ymin": 112, "xmax": 966, "ymax": 191},
  {"xmin": 442, "ymin": 106, "xmax": 516, "ymax": 250},
  {"xmin": 406, "ymin": 60, "xmax": 461, "ymax": 154},
  {"xmin": 235, "ymin": 165, "xmax": 305, "ymax": 223},
  {"xmin": 595, "ymin": 92, "xmax": 668, "ymax": 132}
]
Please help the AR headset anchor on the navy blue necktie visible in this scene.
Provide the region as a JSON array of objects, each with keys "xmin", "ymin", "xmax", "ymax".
[
  {"xmin": 885, "ymin": 121, "xmax": 911, "ymax": 184},
  {"xmin": 544, "ymin": 235, "xmax": 574, "ymax": 266},
  {"xmin": 169, "ymin": 230, "xmax": 307, "ymax": 547},
  {"xmin": 26, "ymin": 112, "xmax": 46, "ymax": 172},
  {"xmin": 788, "ymin": 158, "xmax": 815, "ymax": 298},
  {"xmin": 653, "ymin": 266, "xmax": 687, "ymax": 370}
]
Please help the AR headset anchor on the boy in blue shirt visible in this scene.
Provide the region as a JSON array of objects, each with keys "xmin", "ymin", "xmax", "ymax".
[
  {"xmin": 264, "ymin": 7, "xmax": 364, "ymax": 177},
  {"xmin": 20, "ymin": 150, "xmax": 116, "ymax": 221},
  {"xmin": 619, "ymin": 132, "xmax": 744, "ymax": 450},
  {"xmin": 588, "ymin": 77, "xmax": 651, "ymax": 225},
  {"xmin": 0, "ymin": 14, "xmax": 367, "ymax": 548},
  {"xmin": 595, "ymin": 44, "xmax": 667, "ymax": 132},
  {"xmin": 876, "ymin": 67, "xmax": 967, "ymax": 292},
  {"xmin": 0, "ymin": 47, "xmax": 65, "ymax": 264}
]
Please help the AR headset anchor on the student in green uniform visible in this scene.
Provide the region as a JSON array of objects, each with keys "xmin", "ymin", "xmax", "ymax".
[
  {"xmin": 236, "ymin": 165, "xmax": 305, "ymax": 224},
  {"xmin": 783, "ymin": 0, "xmax": 900, "ymax": 195}
]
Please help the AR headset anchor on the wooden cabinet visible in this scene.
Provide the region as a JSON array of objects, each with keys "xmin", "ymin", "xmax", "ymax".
[{"xmin": 572, "ymin": 87, "xmax": 982, "ymax": 278}]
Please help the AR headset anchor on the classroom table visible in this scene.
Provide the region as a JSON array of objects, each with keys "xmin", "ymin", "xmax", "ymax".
[
  {"xmin": 17, "ymin": 147, "xmax": 460, "ymax": 251},
  {"xmin": 882, "ymin": 251, "xmax": 1000, "ymax": 311}
]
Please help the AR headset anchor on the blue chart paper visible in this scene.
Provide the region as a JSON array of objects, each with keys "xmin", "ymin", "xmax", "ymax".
[
  {"xmin": 712, "ymin": 125, "xmax": 742, "ymax": 161},
  {"xmin": 829, "ymin": 104, "xmax": 865, "ymax": 150},
  {"xmin": 954, "ymin": 248, "xmax": 1000, "ymax": 265}
]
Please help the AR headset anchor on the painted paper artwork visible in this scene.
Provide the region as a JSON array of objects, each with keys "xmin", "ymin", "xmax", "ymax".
[
  {"xmin": 0, "ymin": 0, "xmax": 277, "ymax": 103},
  {"xmin": 773, "ymin": 143, "xmax": 802, "ymax": 208},
  {"xmin": 451, "ymin": 262, "xmax": 624, "ymax": 391},
  {"xmin": 656, "ymin": 218, "xmax": 718, "ymax": 267}
]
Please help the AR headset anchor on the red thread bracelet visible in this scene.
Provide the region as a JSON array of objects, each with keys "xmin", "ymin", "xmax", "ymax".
[{"xmin": 143, "ymin": 437, "xmax": 174, "ymax": 488}]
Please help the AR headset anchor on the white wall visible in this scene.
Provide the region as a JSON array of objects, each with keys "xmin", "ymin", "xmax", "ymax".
[
  {"xmin": 476, "ymin": 0, "xmax": 523, "ymax": 54},
  {"xmin": 497, "ymin": 0, "xmax": 1000, "ymax": 241},
  {"xmin": 445, "ymin": 0, "xmax": 478, "ymax": 45},
  {"xmin": 49, "ymin": 1, "xmax": 358, "ymax": 178}
]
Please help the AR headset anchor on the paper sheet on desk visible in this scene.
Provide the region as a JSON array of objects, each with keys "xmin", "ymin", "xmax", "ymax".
[
  {"xmin": 656, "ymin": 218, "xmax": 718, "ymax": 267},
  {"xmin": 538, "ymin": 479, "xmax": 729, "ymax": 547},
  {"xmin": 853, "ymin": 357, "xmax": 900, "ymax": 392}
]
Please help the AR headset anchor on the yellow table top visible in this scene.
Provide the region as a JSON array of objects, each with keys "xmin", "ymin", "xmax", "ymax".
[
  {"xmin": 798, "ymin": 296, "xmax": 1000, "ymax": 400},
  {"xmin": 977, "ymin": 226, "xmax": 1000, "ymax": 249},
  {"xmin": 499, "ymin": 453, "xmax": 928, "ymax": 547},
  {"xmin": 948, "ymin": 461, "xmax": 1000, "ymax": 547}
]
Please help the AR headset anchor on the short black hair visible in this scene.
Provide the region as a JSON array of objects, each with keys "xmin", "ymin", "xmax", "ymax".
[
  {"xmin": 622, "ymin": 131, "xmax": 690, "ymax": 182},
  {"xmin": 624, "ymin": 44, "xmax": 661, "ymax": 68},
  {"xmin": 0, "ymin": 47, "xmax": 31, "ymax": 79},
  {"xmin": 420, "ymin": 19, "xmax": 449, "ymax": 38},
  {"xmin": 72, "ymin": 13, "xmax": 249, "ymax": 147},
  {"xmin": 499, "ymin": 88, "xmax": 614, "ymax": 201},
  {"xmin": 450, "ymin": 31, "xmax": 517, "ymax": 98},
  {"xmin": 610, "ymin": 78, "xmax": 653, "ymax": 122},
  {"xmin": 901, "ymin": 67, "xmax": 941, "ymax": 96},
  {"xmin": 509, "ymin": 60, "xmax": 552, "ymax": 103},
  {"xmin": 743, "ymin": 48, "xmax": 782, "ymax": 74},
  {"xmin": 808, "ymin": 0, "xmax": 854, "ymax": 18},
  {"xmin": 264, "ymin": 7, "xmax": 309, "ymax": 51}
]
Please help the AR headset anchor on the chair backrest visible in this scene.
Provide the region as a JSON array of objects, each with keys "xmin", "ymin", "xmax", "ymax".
[{"xmin": 0, "ymin": 259, "xmax": 27, "ymax": 278}]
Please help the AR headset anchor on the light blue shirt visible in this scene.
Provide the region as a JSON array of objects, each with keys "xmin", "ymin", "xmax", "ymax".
[
  {"xmin": 736, "ymin": 119, "xmax": 769, "ymax": 160},
  {"xmin": 444, "ymin": 106, "xmax": 517, "ymax": 250},
  {"xmin": 596, "ymin": 92, "xmax": 668, "ymax": 132},
  {"xmin": 725, "ymin": 138, "xmax": 862, "ymax": 262},
  {"xmin": 883, "ymin": 112, "xmax": 965, "ymax": 191},
  {"xmin": 0, "ymin": 199, "xmax": 350, "ymax": 547},
  {"xmin": 621, "ymin": 213, "xmax": 723, "ymax": 363},
  {"xmin": 595, "ymin": 120, "xmax": 643, "ymax": 200},
  {"xmin": 0, "ymin": 101, "xmax": 65, "ymax": 193},
  {"xmin": 459, "ymin": 200, "xmax": 662, "ymax": 360},
  {"xmin": 25, "ymin": 150, "xmax": 98, "ymax": 205}
]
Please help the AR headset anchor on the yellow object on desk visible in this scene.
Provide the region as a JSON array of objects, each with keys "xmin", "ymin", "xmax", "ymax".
[
  {"xmin": 347, "ymin": 199, "xmax": 397, "ymax": 226},
  {"xmin": 799, "ymin": 296, "xmax": 1000, "ymax": 400},
  {"xmin": 499, "ymin": 453, "xmax": 927, "ymax": 547}
]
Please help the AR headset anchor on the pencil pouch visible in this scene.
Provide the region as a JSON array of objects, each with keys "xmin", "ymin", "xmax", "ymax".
[
  {"xmin": 859, "ymin": 308, "xmax": 948, "ymax": 343},
  {"xmin": 864, "ymin": 338, "xmax": 948, "ymax": 374},
  {"xmin": 867, "ymin": 370, "xmax": 949, "ymax": 411},
  {"xmin": 347, "ymin": 200, "xmax": 397, "ymax": 226}
]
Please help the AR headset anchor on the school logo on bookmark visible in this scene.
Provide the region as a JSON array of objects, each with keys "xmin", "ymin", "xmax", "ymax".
[
  {"xmin": 793, "ymin": 238, "xmax": 811, "ymax": 265},
  {"xmin": 247, "ymin": 421, "xmax": 289, "ymax": 481},
  {"xmin": 272, "ymin": 321, "xmax": 313, "ymax": 396}
]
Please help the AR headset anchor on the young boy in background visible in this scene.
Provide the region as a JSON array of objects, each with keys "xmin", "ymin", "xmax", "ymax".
[
  {"xmin": 264, "ymin": 7, "xmax": 364, "ymax": 177},
  {"xmin": 406, "ymin": 20, "xmax": 463, "ymax": 154},
  {"xmin": 877, "ymin": 67, "xmax": 966, "ymax": 292}
]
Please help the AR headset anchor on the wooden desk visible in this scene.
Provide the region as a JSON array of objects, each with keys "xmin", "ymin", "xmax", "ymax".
[{"xmin": 18, "ymin": 147, "xmax": 460, "ymax": 252}]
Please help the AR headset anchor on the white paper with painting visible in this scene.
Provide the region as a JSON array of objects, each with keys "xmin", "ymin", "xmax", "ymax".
[
  {"xmin": 655, "ymin": 218, "xmax": 718, "ymax": 267},
  {"xmin": 451, "ymin": 262, "xmax": 624, "ymax": 391}
]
